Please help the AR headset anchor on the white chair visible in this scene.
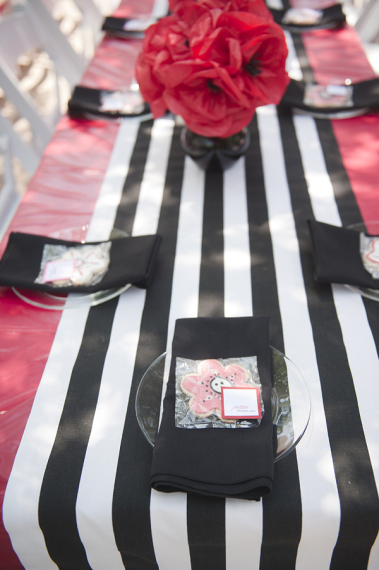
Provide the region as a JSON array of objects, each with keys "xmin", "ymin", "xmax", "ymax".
[
  {"xmin": 0, "ymin": 114, "xmax": 40, "ymax": 176},
  {"xmin": 41, "ymin": 0, "xmax": 104, "ymax": 59},
  {"xmin": 0, "ymin": 1, "xmax": 86, "ymax": 174},
  {"xmin": 355, "ymin": 0, "xmax": 379, "ymax": 42},
  {"xmin": 72, "ymin": 0, "xmax": 103, "ymax": 36},
  {"xmin": 0, "ymin": 134, "xmax": 22, "ymax": 240},
  {"xmin": 22, "ymin": 0, "xmax": 87, "ymax": 84}
]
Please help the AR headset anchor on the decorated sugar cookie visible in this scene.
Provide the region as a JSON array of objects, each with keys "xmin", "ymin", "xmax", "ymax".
[
  {"xmin": 181, "ymin": 359, "xmax": 250, "ymax": 419},
  {"xmin": 37, "ymin": 242, "xmax": 112, "ymax": 287},
  {"xmin": 66, "ymin": 246, "xmax": 110, "ymax": 285}
]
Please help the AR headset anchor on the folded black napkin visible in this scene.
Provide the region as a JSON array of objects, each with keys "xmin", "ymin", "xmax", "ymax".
[
  {"xmin": 67, "ymin": 86, "xmax": 151, "ymax": 120},
  {"xmin": 279, "ymin": 78, "xmax": 379, "ymax": 119},
  {"xmin": 270, "ymin": 4, "xmax": 345, "ymax": 32},
  {"xmin": 0, "ymin": 232, "xmax": 161, "ymax": 293},
  {"xmin": 307, "ymin": 220, "xmax": 379, "ymax": 289},
  {"xmin": 150, "ymin": 317, "xmax": 276, "ymax": 500},
  {"xmin": 102, "ymin": 16, "xmax": 156, "ymax": 38}
]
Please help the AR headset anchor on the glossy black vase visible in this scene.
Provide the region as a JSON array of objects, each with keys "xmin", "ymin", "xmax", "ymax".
[{"xmin": 180, "ymin": 127, "xmax": 250, "ymax": 171}]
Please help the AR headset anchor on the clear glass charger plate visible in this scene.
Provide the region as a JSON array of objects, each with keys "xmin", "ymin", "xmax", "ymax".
[
  {"xmin": 345, "ymin": 221, "xmax": 379, "ymax": 302},
  {"xmin": 12, "ymin": 226, "xmax": 131, "ymax": 310},
  {"xmin": 136, "ymin": 347, "xmax": 311, "ymax": 462}
]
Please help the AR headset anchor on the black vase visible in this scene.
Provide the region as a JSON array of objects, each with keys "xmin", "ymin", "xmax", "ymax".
[{"xmin": 180, "ymin": 127, "xmax": 250, "ymax": 171}]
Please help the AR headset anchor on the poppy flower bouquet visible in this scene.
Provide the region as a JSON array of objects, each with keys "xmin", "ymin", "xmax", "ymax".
[{"xmin": 135, "ymin": 0, "xmax": 289, "ymax": 139}]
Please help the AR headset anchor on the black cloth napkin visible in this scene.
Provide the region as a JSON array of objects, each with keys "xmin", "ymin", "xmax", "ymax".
[
  {"xmin": 0, "ymin": 232, "xmax": 161, "ymax": 293},
  {"xmin": 150, "ymin": 317, "xmax": 276, "ymax": 500},
  {"xmin": 270, "ymin": 4, "xmax": 345, "ymax": 32},
  {"xmin": 279, "ymin": 78, "xmax": 379, "ymax": 118},
  {"xmin": 67, "ymin": 86, "xmax": 151, "ymax": 120},
  {"xmin": 307, "ymin": 220, "xmax": 379, "ymax": 288},
  {"xmin": 102, "ymin": 16, "xmax": 153, "ymax": 38}
]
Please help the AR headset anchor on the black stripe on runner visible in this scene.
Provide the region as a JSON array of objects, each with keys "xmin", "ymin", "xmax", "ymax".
[
  {"xmin": 112, "ymin": 125, "xmax": 184, "ymax": 570},
  {"xmin": 246, "ymin": 116, "xmax": 285, "ymax": 353},
  {"xmin": 315, "ymin": 118, "xmax": 379, "ymax": 358},
  {"xmin": 246, "ymin": 116, "xmax": 303, "ymax": 570},
  {"xmin": 38, "ymin": 120, "xmax": 150, "ymax": 569},
  {"xmin": 198, "ymin": 165, "xmax": 225, "ymax": 318},
  {"xmin": 186, "ymin": 163, "xmax": 226, "ymax": 570},
  {"xmin": 187, "ymin": 493, "xmax": 226, "ymax": 570},
  {"xmin": 291, "ymin": 33, "xmax": 315, "ymax": 84},
  {"xmin": 38, "ymin": 298, "xmax": 119, "ymax": 570},
  {"xmin": 279, "ymin": 111, "xmax": 379, "ymax": 570},
  {"xmin": 114, "ymin": 120, "xmax": 154, "ymax": 235}
]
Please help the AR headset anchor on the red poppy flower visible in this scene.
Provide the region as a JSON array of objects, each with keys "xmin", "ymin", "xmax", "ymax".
[{"xmin": 136, "ymin": 0, "xmax": 289, "ymax": 138}]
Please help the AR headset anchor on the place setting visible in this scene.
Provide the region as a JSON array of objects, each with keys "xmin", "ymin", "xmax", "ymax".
[
  {"xmin": 67, "ymin": 80, "xmax": 153, "ymax": 122},
  {"xmin": 136, "ymin": 316, "xmax": 311, "ymax": 499},
  {"xmin": 0, "ymin": 226, "xmax": 161, "ymax": 310}
]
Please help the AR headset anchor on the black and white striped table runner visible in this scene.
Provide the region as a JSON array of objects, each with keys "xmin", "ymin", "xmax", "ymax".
[{"xmin": 3, "ymin": 33, "xmax": 379, "ymax": 570}]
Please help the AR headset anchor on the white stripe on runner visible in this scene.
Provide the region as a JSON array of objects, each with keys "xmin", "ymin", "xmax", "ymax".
[
  {"xmin": 150, "ymin": 156, "xmax": 205, "ymax": 570},
  {"xmin": 75, "ymin": 117, "xmax": 174, "ymax": 568},
  {"xmin": 223, "ymin": 158, "xmax": 253, "ymax": 319},
  {"xmin": 257, "ymin": 105, "xmax": 340, "ymax": 570},
  {"xmin": 86, "ymin": 119, "xmax": 141, "ymax": 242},
  {"xmin": 223, "ymin": 158, "xmax": 263, "ymax": 569},
  {"xmin": 293, "ymin": 113, "xmax": 379, "ymax": 568},
  {"xmin": 164, "ymin": 156, "xmax": 205, "ymax": 351},
  {"xmin": 284, "ymin": 31, "xmax": 303, "ymax": 82},
  {"xmin": 2, "ymin": 305, "xmax": 91, "ymax": 570},
  {"xmin": 292, "ymin": 115, "xmax": 341, "ymax": 226},
  {"xmin": 132, "ymin": 117, "xmax": 175, "ymax": 237}
]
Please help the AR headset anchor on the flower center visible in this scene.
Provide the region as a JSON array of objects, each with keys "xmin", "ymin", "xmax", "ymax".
[
  {"xmin": 210, "ymin": 376, "xmax": 233, "ymax": 394},
  {"xmin": 245, "ymin": 56, "xmax": 263, "ymax": 77},
  {"xmin": 207, "ymin": 80, "xmax": 221, "ymax": 93}
]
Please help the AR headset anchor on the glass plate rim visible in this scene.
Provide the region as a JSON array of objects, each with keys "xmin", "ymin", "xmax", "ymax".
[{"xmin": 12, "ymin": 283, "xmax": 132, "ymax": 310}]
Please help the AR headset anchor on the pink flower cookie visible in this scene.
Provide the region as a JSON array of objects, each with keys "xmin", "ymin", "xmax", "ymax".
[{"xmin": 181, "ymin": 359, "xmax": 250, "ymax": 419}]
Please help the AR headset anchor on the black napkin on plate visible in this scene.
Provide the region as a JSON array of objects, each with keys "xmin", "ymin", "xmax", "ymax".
[
  {"xmin": 67, "ymin": 86, "xmax": 151, "ymax": 120},
  {"xmin": 279, "ymin": 78, "xmax": 379, "ymax": 119},
  {"xmin": 150, "ymin": 317, "xmax": 276, "ymax": 500},
  {"xmin": 307, "ymin": 220, "xmax": 379, "ymax": 289},
  {"xmin": 102, "ymin": 16, "xmax": 156, "ymax": 38},
  {"xmin": 0, "ymin": 232, "xmax": 161, "ymax": 293},
  {"xmin": 270, "ymin": 4, "xmax": 345, "ymax": 32}
]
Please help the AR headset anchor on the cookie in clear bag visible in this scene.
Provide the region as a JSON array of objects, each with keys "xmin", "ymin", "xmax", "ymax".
[
  {"xmin": 35, "ymin": 242, "xmax": 112, "ymax": 288},
  {"xmin": 175, "ymin": 356, "xmax": 264, "ymax": 429}
]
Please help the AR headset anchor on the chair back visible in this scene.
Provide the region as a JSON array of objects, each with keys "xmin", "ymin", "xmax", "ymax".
[
  {"xmin": 0, "ymin": 2, "xmax": 86, "ymax": 176},
  {"xmin": 0, "ymin": 134, "xmax": 22, "ymax": 241},
  {"xmin": 0, "ymin": 11, "xmax": 42, "ymax": 71}
]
